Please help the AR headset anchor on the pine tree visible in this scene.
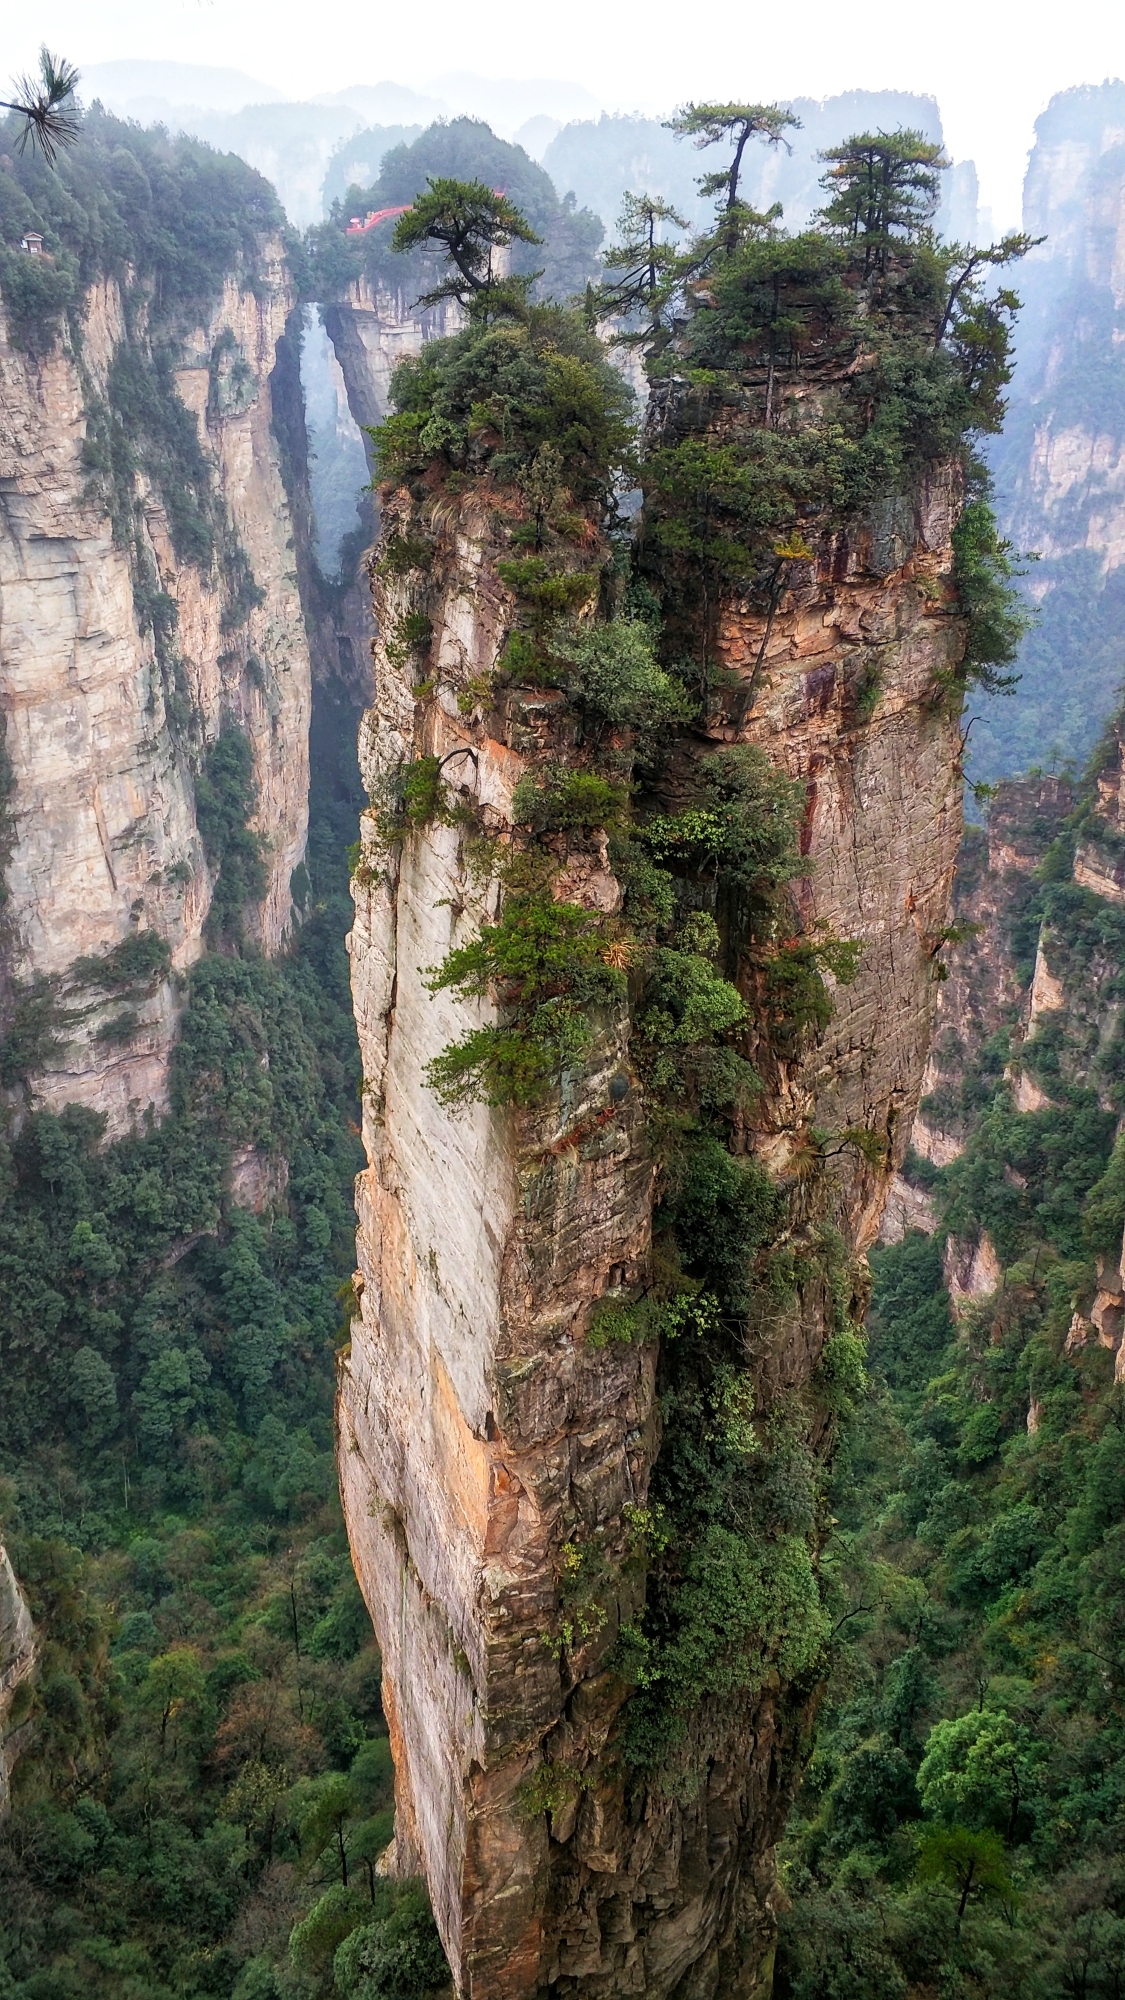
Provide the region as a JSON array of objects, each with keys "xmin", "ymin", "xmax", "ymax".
[
  {"xmin": 1, "ymin": 47, "xmax": 79, "ymax": 165},
  {"xmin": 668, "ymin": 102, "xmax": 801, "ymax": 221},
  {"xmin": 391, "ymin": 176, "xmax": 541, "ymax": 312},
  {"xmin": 590, "ymin": 191, "xmax": 688, "ymax": 342},
  {"xmin": 817, "ymin": 129, "xmax": 948, "ymax": 274}
]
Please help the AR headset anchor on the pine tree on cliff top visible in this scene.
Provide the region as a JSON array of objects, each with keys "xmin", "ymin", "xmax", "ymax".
[
  {"xmin": 391, "ymin": 175, "xmax": 541, "ymax": 313},
  {"xmin": 818, "ymin": 128, "xmax": 948, "ymax": 274},
  {"xmin": 668, "ymin": 101, "xmax": 801, "ymax": 218}
]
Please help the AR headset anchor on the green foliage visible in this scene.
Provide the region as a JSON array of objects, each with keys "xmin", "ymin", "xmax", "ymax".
[
  {"xmin": 939, "ymin": 1091, "xmax": 1116, "ymax": 1263},
  {"xmin": 373, "ymin": 306, "xmax": 634, "ymax": 508},
  {"xmin": 375, "ymin": 534, "xmax": 433, "ymax": 580},
  {"xmin": 778, "ymin": 1188, "xmax": 1125, "ymax": 1996},
  {"xmin": 626, "ymin": 1524, "xmax": 828, "ymax": 1766},
  {"xmin": 0, "ymin": 712, "xmax": 431, "ymax": 1999},
  {"xmin": 0, "ymin": 104, "xmax": 287, "ymax": 350},
  {"xmin": 632, "ymin": 915, "xmax": 756, "ymax": 1108},
  {"xmin": 552, "ymin": 619, "xmax": 693, "ymax": 745},
  {"xmin": 1084, "ymin": 1131, "xmax": 1125, "ymax": 1256},
  {"xmin": 587, "ymin": 1298, "xmax": 643, "ymax": 1348},
  {"xmin": 71, "ymin": 928, "xmax": 171, "ymax": 995},
  {"xmin": 382, "ymin": 610, "xmax": 433, "ymax": 667},
  {"xmin": 0, "ymin": 237, "xmax": 76, "ymax": 353},
  {"xmin": 423, "ymin": 895, "xmax": 625, "ymax": 1108},
  {"xmin": 915, "ymin": 1825, "xmax": 1016, "ymax": 1922},
  {"xmin": 592, "ymin": 191, "xmax": 688, "ymax": 336},
  {"xmin": 641, "ymin": 744, "xmax": 804, "ymax": 895},
  {"xmin": 669, "ymin": 101, "xmax": 801, "ymax": 221},
  {"xmin": 0, "ymin": 47, "xmax": 80, "ymax": 168},
  {"xmin": 950, "ymin": 495, "xmax": 1029, "ymax": 695},
  {"xmin": 662, "ymin": 1133, "xmax": 786, "ymax": 1318},
  {"xmin": 331, "ymin": 1880, "xmax": 448, "ymax": 1997},
  {"xmin": 817, "ymin": 129, "xmax": 948, "ymax": 273},
  {"xmin": 867, "ymin": 1231, "xmax": 955, "ymax": 1394},
  {"xmin": 195, "ymin": 727, "xmax": 267, "ymax": 946},
  {"xmin": 361, "ymin": 756, "xmax": 462, "ymax": 860},
  {"xmin": 510, "ymin": 767, "xmax": 629, "ymax": 834},
  {"xmin": 518, "ymin": 1759, "xmax": 590, "ymax": 1821},
  {"xmin": 917, "ymin": 1709, "xmax": 1045, "ymax": 1840},
  {"xmin": 306, "ymin": 116, "xmax": 603, "ymax": 308},
  {"xmin": 390, "ymin": 175, "xmax": 541, "ymax": 312}
]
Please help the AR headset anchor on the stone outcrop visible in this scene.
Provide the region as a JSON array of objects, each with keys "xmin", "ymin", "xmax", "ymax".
[
  {"xmin": 324, "ymin": 282, "xmax": 459, "ymax": 458},
  {"xmin": 0, "ymin": 1540, "xmax": 35, "ymax": 1813},
  {"xmin": 894, "ymin": 718, "xmax": 1125, "ymax": 1340},
  {"xmin": 338, "ymin": 457, "xmax": 967, "ymax": 1994},
  {"xmin": 0, "ymin": 248, "xmax": 311, "ymax": 1133},
  {"xmin": 905, "ymin": 776, "xmax": 1075, "ymax": 1170}
]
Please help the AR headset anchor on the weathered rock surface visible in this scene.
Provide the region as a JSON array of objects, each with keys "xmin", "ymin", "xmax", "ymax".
[
  {"xmin": 338, "ymin": 465, "xmax": 967, "ymax": 1994},
  {"xmin": 0, "ymin": 249, "xmax": 311, "ymax": 1132},
  {"xmin": 906, "ymin": 776, "xmax": 1074, "ymax": 1172},
  {"xmin": 0, "ymin": 1540, "xmax": 35, "ymax": 1813},
  {"xmin": 324, "ymin": 281, "xmax": 458, "ymax": 455}
]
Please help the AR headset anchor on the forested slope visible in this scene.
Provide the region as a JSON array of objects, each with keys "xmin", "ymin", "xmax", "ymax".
[
  {"xmin": 0, "ymin": 102, "xmax": 450, "ymax": 2000},
  {"xmin": 776, "ymin": 731, "xmax": 1125, "ymax": 1998}
]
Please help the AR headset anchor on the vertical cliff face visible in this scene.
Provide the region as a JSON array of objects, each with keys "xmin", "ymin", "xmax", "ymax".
[
  {"xmin": 0, "ymin": 1541, "xmax": 35, "ymax": 1814},
  {"xmin": 893, "ymin": 729, "xmax": 1125, "ymax": 1369},
  {"xmin": 0, "ymin": 251, "xmax": 311, "ymax": 1131},
  {"xmin": 978, "ymin": 81, "xmax": 1125, "ymax": 781},
  {"xmin": 338, "ymin": 458, "xmax": 965, "ymax": 1994},
  {"xmin": 323, "ymin": 281, "xmax": 457, "ymax": 444},
  {"xmin": 902, "ymin": 775, "xmax": 1075, "ymax": 1178}
]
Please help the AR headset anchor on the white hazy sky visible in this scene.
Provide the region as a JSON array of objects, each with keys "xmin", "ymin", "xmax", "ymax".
[{"xmin": 5, "ymin": 0, "xmax": 1123, "ymax": 230}]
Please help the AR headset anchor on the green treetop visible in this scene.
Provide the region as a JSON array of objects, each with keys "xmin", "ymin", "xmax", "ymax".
[
  {"xmin": 592, "ymin": 191, "xmax": 688, "ymax": 341},
  {"xmin": 1, "ymin": 46, "xmax": 79, "ymax": 165},
  {"xmin": 818, "ymin": 128, "xmax": 949, "ymax": 274},
  {"xmin": 391, "ymin": 175, "xmax": 541, "ymax": 311},
  {"xmin": 668, "ymin": 101, "xmax": 801, "ymax": 219}
]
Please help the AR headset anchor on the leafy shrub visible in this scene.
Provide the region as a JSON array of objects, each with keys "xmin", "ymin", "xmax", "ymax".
[
  {"xmin": 951, "ymin": 496, "xmax": 1028, "ymax": 695},
  {"xmin": 553, "ymin": 619, "xmax": 692, "ymax": 743},
  {"xmin": 0, "ymin": 243, "xmax": 77, "ymax": 355},
  {"xmin": 374, "ymin": 305, "xmax": 634, "ymax": 507},
  {"xmin": 332, "ymin": 1880, "xmax": 449, "ymax": 1998},
  {"xmin": 510, "ymin": 768, "xmax": 629, "ymax": 834},
  {"xmin": 423, "ymin": 895, "xmax": 626, "ymax": 1107},
  {"xmin": 195, "ymin": 727, "xmax": 267, "ymax": 945},
  {"xmin": 627, "ymin": 1524, "xmax": 829, "ymax": 1762},
  {"xmin": 71, "ymin": 929, "xmax": 171, "ymax": 993}
]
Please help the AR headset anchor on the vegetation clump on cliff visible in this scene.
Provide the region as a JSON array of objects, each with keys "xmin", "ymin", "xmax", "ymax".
[{"xmin": 305, "ymin": 116, "xmax": 604, "ymax": 312}]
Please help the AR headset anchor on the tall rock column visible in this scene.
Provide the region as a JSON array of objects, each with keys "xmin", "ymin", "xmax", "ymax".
[{"xmin": 338, "ymin": 462, "xmax": 965, "ymax": 1995}]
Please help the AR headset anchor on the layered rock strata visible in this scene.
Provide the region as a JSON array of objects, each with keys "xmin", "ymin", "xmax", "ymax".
[
  {"xmin": 338, "ymin": 467, "xmax": 967, "ymax": 1996},
  {"xmin": 0, "ymin": 251, "xmax": 311, "ymax": 1132}
]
